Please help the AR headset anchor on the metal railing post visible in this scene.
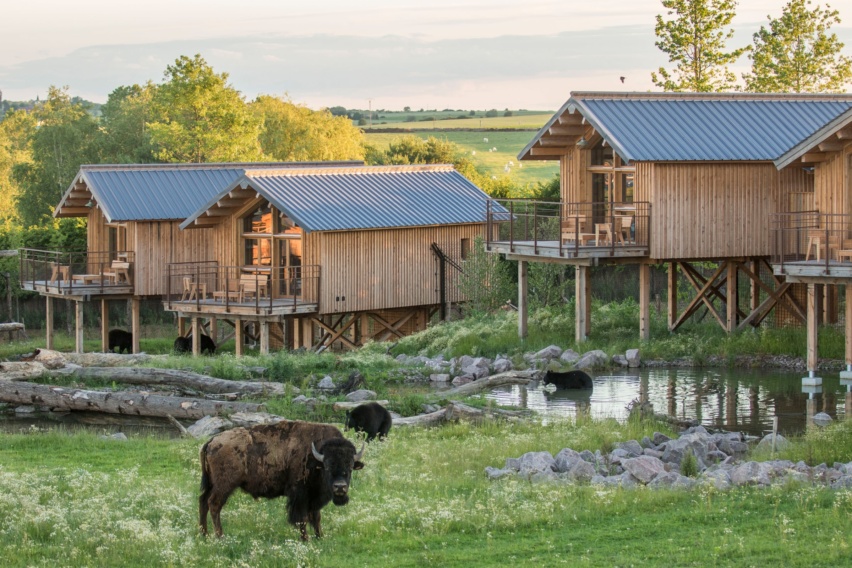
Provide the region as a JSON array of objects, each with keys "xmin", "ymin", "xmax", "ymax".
[
  {"xmin": 509, "ymin": 201, "xmax": 515, "ymax": 252},
  {"xmin": 533, "ymin": 201, "xmax": 538, "ymax": 254}
]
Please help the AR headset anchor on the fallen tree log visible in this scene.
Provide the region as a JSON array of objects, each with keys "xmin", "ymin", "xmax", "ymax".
[
  {"xmin": 429, "ymin": 371, "xmax": 537, "ymax": 399},
  {"xmin": 393, "ymin": 407, "xmax": 448, "ymax": 427},
  {"xmin": 393, "ymin": 401, "xmax": 529, "ymax": 427},
  {"xmin": 0, "ymin": 361, "xmax": 48, "ymax": 381},
  {"xmin": 332, "ymin": 400, "xmax": 389, "ymax": 411},
  {"xmin": 0, "ymin": 381, "xmax": 265, "ymax": 420},
  {"xmin": 50, "ymin": 367, "xmax": 287, "ymax": 396}
]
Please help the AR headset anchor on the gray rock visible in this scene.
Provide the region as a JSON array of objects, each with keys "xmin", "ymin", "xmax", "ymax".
[
  {"xmin": 430, "ymin": 373, "xmax": 451, "ymax": 383},
  {"xmin": 505, "ymin": 457, "xmax": 521, "ymax": 471},
  {"xmin": 533, "ymin": 345, "xmax": 563, "ymax": 361},
  {"xmin": 517, "ymin": 451, "xmax": 555, "ymax": 477},
  {"xmin": 643, "ymin": 448, "xmax": 664, "ymax": 459},
  {"xmin": 617, "ymin": 440, "xmax": 644, "ymax": 457},
  {"xmin": 566, "ymin": 459, "xmax": 596, "ymax": 483},
  {"xmin": 492, "ymin": 358, "xmax": 513, "ymax": 373},
  {"xmin": 640, "ymin": 436, "xmax": 654, "ymax": 449},
  {"xmin": 99, "ymin": 432, "xmax": 128, "ymax": 441},
  {"xmin": 187, "ymin": 415, "xmax": 234, "ymax": 438},
  {"xmin": 756, "ymin": 433, "xmax": 790, "ymax": 451},
  {"xmin": 345, "ymin": 389, "xmax": 377, "ymax": 402},
  {"xmin": 831, "ymin": 476, "xmax": 852, "ymax": 489},
  {"xmin": 731, "ymin": 462, "xmax": 772, "ymax": 486},
  {"xmin": 700, "ymin": 469, "xmax": 731, "ymax": 490},
  {"xmin": 575, "ymin": 350, "xmax": 610, "ymax": 370},
  {"xmin": 529, "ymin": 470, "xmax": 559, "ymax": 483},
  {"xmin": 422, "ymin": 404, "xmax": 442, "ymax": 413},
  {"xmin": 317, "ymin": 376, "xmax": 336, "ymax": 390},
  {"xmin": 653, "ymin": 432, "xmax": 672, "ymax": 446},
  {"xmin": 648, "ymin": 471, "xmax": 694, "ymax": 489},
  {"xmin": 14, "ymin": 405, "xmax": 36, "ymax": 414},
  {"xmin": 579, "ymin": 450, "xmax": 596, "ymax": 463},
  {"xmin": 559, "ymin": 349, "xmax": 580, "ymax": 365},
  {"xmin": 484, "ymin": 466, "xmax": 514, "ymax": 480},
  {"xmin": 553, "ymin": 448, "xmax": 582, "ymax": 473},
  {"xmin": 812, "ymin": 412, "xmax": 833, "ymax": 427},
  {"xmin": 451, "ymin": 375, "xmax": 474, "ymax": 386},
  {"xmin": 609, "ymin": 448, "xmax": 631, "ymax": 464},
  {"xmin": 462, "ymin": 364, "xmax": 489, "ymax": 379},
  {"xmin": 612, "ymin": 354, "xmax": 629, "ymax": 367},
  {"xmin": 705, "ymin": 451, "xmax": 728, "ymax": 464},
  {"xmin": 619, "ymin": 472, "xmax": 642, "ymax": 488},
  {"xmin": 622, "ymin": 456, "xmax": 667, "ymax": 484},
  {"xmin": 625, "ymin": 348, "xmax": 641, "ymax": 368}
]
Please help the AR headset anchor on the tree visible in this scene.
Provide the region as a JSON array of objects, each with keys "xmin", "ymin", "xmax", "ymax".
[
  {"xmin": 250, "ymin": 95, "xmax": 364, "ymax": 162},
  {"xmin": 743, "ymin": 0, "xmax": 852, "ymax": 93},
  {"xmin": 147, "ymin": 54, "xmax": 262, "ymax": 163},
  {"xmin": 652, "ymin": 0, "xmax": 746, "ymax": 91},
  {"xmin": 98, "ymin": 83, "xmax": 157, "ymax": 163},
  {"xmin": 0, "ymin": 109, "xmax": 36, "ymax": 223},
  {"xmin": 13, "ymin": 86, "xmax": 101, "ymax": 226}
]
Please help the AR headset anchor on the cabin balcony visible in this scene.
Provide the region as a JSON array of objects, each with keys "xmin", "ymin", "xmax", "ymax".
[
  {"xmin": 164, "ymin": 261, "xmax": 320, "ymax": 317},
  {"xmin": 485, "ymin": 199, "xmax": 651, "ymax": 262},
  {"xmin": 771, "ymin": 211, "xmax": 852, "ymax": 279},
  {"xmin": 19, "ymin": 248, "xmax": 135, "ymax": 298}
]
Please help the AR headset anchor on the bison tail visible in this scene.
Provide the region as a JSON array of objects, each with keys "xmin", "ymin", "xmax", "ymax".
[{"xmin": 199, "ymin": 440, "xmax": 212, "ymax": 494}]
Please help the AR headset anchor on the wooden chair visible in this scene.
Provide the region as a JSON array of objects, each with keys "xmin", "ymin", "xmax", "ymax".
[
  {"xmin": 239, "ymin": 273, "xmax": 269, "ymax": 303},
  {"xmin": 561, "ymin": 215, "xmax": 594, "ymax": 245},
  {"xmin": 212, "ymin": 278, "xmax": 241, "ymax": 303},
  {"xmin": 49, "ymin": 263, "xmax": 70, "ymax": 284},
  {"xmin": 181, "ymin": 276, "xmax": 206, "ymax": 301},
  {"xmin": 615, "ymin": 215, "xmax": 634, "ymax": 244},
  {"xmin": 102, "ymin": 261, "xmax": 131, "ymax": 285}
]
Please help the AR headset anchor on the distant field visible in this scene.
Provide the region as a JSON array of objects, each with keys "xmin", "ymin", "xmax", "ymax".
[
  {"xmin": 365, "ymin": 130, "xmax": 559, "ymax": 187},
  {"xmin": 362, "ymin": 112, "xmax": 553, "ymax": 131}
]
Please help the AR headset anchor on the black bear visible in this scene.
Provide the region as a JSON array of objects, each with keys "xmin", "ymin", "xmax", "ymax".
[
  {"xmin": 344, "ymin": 402, "xmax": 392, "ymax": 442},
  {"xmin": 543, "ymin": 369, "xmax": 593, "ymax": 389},
  {"xmin": 173, "ymin": 334, "xmax": 216, "ymax": 355},
  {"xmin": 108, "ymin": 329, "xmax": 133, "ymax": 354}
]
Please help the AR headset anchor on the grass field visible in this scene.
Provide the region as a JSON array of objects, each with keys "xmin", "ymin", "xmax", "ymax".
[
  {"xmin": 359, "ymin": 110, "xmax": 552, "ymax": 130},
  {"xmin": 365, "ymin": 130, "xmax": 559, "ymax": 187}
]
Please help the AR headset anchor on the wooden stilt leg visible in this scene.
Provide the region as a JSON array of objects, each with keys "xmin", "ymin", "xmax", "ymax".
[
  {"xmin": 46, "ymin": 296, "xmax": 54, "ymax": 350},
  {"xmin": 101, "ymin": 298, "xmax": 109, "ymax": 352},
  {"xmin": 518, "ymin": 260, "xmax": 528, "ymax": 339},
  {"xmin": 807, "ymin": 284, "xmax": 818, "ymax": 374},
  {"xmin": 131, "ymin": 297, "xmax": 140, "ymax": 354},
  {"xmin": 260, "ymin": 321, "xmax": 270, "ymax": 355},
  {"xmin": 210, "ymin": 317, "xmax": 218, "ymax": 344},
  {"xmin": 749, "ymin": 259, "xmax": 760, "ymax": 314},
  {"xmin": 178, "ymin": 316, "xmax": 186, "ymax": 337},
  {"xmin": 668, "ymin": 262, "xmax": 677, "ymax": 330},
  {"xmin": 192, "ymin": 317, "xmax": 200, "ymax": 357},
  {"xmin": 235, "ymin": 318, "xmax": 244, "ymax": 358},
  {"xmin": 639, "ymin": 263, "xmax": 650, "ymax": 341},
  {"xmin": 726, "ymin": 261, "xmax": 738, "ymax": 333},
  {"xmin": 576, "ymin": 265, "xmax": 589, "ymax": 342},
  {"xmin": 75, "ymin": 301, "xmax": 84, "ymax": 354}
]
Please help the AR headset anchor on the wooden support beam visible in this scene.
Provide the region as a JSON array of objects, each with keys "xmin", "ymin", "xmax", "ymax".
[
  {"xmin": 192, "ymin": 217, "xmax": 222, "ymax": 227},
  {"xmin": 210, "ymin": 317, "xmax": 218, "ymax": 344},
  {"xmin": 576, "ymin": 265, "xmax": 589, "ymax": 342},
  {"xmin": 235, "ymin": 318, "xmax": 244, "ymax": 357},
  {"xmin": 178, "ymin": 316, "xmax": 186, "ymax": 337},
  {"xmin": 259, "ymin": 321, "xmax": 270, "ymax": 355},
  {"xmin": 518, "ymin": 260, "xmax": 528, "ymax": 339},
  {"xmin": 46, "ymin": 296, "xmax": 54, "ymax": 350},
  {"xmin": 301, "ymin": 317, "xmax": 313, "ymax": 349},
  {"xmin": 726, "ymin": 261, "xmax": 738, "ymax": 332},
  {"xmin": 639, "ymin": 263, "xmax": 650, "ymax": 341},
  {"xmin": 75, "ymin": 301, "xmax": 84, "ymax": 354},
  {"xmin": 835, "ymin": 126, "xmax": 852, "ymax": 139},
  {"xmin": 68, "ymin": 190, "xmax": 90, "ymax": 199},
  {"xmin": 539, "ymin": 136, "xmax": 579, "ymax": 146},
  {"xmin": 204, "ymin": 207, "xmax": 238, "ymax": 217},
  {"xmin": 846, "ymin": 285, "xmax": 852, "ymax": 368},
  {"xmin": 817, "ymin": 141, "xmax": 844, "ymax": 152},
  {"xmin": 314, "ymin": 316, "xmax": 357, "ymax": 350},
  {"xmin": 192, "ymin": 317, "xmax": 200, "ymax": 357},
  {"xmin": 529, "ymin": 147, "xmax": 569, "ymax": 157},
  {"xmin": 670, "ymin": 262, "xmax": 727, "ymax": 331},
  {"xmin": 749, "ymin": 259, "xmax": 760, "ymax": 314},
  {"xmin": 372, "ymin": 311, "xmax": 417, "ymax": 343},
  {"xmin": 801, "ymin": 152, "xmax": 828, "ymax": 163},
  {"xmin": 131, "ymin": 297, "xmax": 140, "ymax": 354},
  {"xmin": 101, "ymin": 298, "xmax": 109, "ymax": 353},
  {"xmin": 668, "ymin": 262, "xmax": 677, "ymax": 330},
  {"xmin": 807, "ymin": 284, "xmax": 818, "ymax": 373},
  {"xmin": 59, "ymin": 207, "xmax": 93, "ymax": 215},
  {"xmin": 548, "ymin": 125, "xmax": 585, "ymax": 136}
]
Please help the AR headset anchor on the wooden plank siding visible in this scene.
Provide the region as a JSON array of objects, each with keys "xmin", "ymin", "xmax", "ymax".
[
  {"xmin": 814, "ymin": 143, "xmax": 852, "ymax": 217},
  {"xmin": 647, "ymin": 163, "xmax": 808, "ymax": 260},
  {"xmin": 304, "ymin": 224, "xmax": 483, "ymax": 314}
]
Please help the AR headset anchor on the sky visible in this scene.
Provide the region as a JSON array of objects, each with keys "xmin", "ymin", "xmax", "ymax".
[{"xmin": 1, "ymin": 0, "xmax": 851, "ymax": 111}]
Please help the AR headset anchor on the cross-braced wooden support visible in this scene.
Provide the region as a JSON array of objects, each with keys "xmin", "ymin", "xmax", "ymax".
[{"xmin": 668, "ymin": 258, "xmax": 804, "ymax": 332}]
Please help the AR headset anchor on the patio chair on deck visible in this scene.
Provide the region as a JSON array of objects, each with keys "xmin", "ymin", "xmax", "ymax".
[{"xmin": 561, "ymin": 215, "xmax": 594, "ymax": 245}]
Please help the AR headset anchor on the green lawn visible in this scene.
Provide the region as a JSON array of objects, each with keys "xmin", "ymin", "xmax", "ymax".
[
  {"xmin": 365, "ymin": 130, "xmax": 559, "ymax": 187},
  {"xmin": 360, "ymin": 110, "xmax": 552, "ymax": 129}
]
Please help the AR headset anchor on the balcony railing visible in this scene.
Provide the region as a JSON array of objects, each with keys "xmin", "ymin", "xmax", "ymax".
[
  {"xmin": 485, "ymin": 199, "xmax": 651, "ymax": 258},
  {"xmin": 165, "ymin": 261, "xmax": 320, "ymax": 314},
  {"xmin": 19, "ymin": 248, "xmax": 135, "ymax": 294},
  {"xmin": 771, "ymin": 211, "xmax": 852, "ymax": 272}
]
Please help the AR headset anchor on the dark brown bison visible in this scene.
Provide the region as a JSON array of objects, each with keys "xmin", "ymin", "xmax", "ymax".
[
  {"xmin": 344, "ymin": 402, "xmax": 392, "ymax": 442},
  {"xmin": 199, "ymin": 420, "xmax": 364, "ymax": 540},
  {"xmin": 543, "ymin": 370, "xmax": 593, "ymax": 389},
  {"xmin": 174, "ymin": 334, "xmax": 216, "ymax": 355},
  {"xmin": 108, "ymin": 329, "xmax": 132, "ymax": 353}
]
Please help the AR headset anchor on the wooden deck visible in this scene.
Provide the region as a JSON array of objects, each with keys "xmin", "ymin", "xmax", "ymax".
[
  {"xmin": 487, "ymin": 240, "xmax": 649, "ymax": 262},
  {"xmin": 21, "ymin": 280, "xmax": 134, "ymax": 299},
  {"xmin": 773, "ymin": 260, "xmax": 852, "ymax": 282},
  {"xmin": 165, "ymin": 297, "xmax": 319, "ymax": 317}
]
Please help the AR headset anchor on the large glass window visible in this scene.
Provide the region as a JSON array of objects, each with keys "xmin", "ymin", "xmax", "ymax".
[{"xmin": 587, "ymin": 141, "xmax": 634, "ymax": 223}]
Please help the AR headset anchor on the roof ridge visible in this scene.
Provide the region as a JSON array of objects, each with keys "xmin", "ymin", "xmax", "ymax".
[
  {"xmin": 245, "ymin": 164, "xmax": 456, "ymax": 177},
  {"xmin": 80, "ymin": 161, "xmax": 363, "ymax": 171}
]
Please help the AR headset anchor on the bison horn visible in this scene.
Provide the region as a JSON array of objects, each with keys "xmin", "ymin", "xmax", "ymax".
[
  {"xmin": 354, "ymin": 442, "xmax": 365, "ymax": 462},
  {"xmin": 311, "ymin": 442, "xmax": 325, "ymax": 463}
]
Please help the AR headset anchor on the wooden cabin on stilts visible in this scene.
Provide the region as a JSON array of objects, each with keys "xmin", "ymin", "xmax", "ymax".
[{"xmin": 488, "ymin": 92, "xmax": 852, "ymax": 409}]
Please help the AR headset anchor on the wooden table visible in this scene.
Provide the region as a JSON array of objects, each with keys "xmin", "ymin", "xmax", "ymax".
[
  {"xmin": 71, "ymin": 274, "xmax": 102, "ymax": 285},
  {"xmin": 50, "ymin": 264, "xmax": 70, "ymax": 283}
]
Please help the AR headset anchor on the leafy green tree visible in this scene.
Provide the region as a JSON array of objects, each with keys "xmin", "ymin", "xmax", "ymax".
[
  {"xmin": 743, "ymin": 0, "xmax": 852, "ymax": 93},
  {"xmin": 250, "ymin": 95, "xmax": 364, "ymax": 162},
  {"xmin": 12, "ymin": 86, "xmax": 100, "ymax": 226},
  {"xmin": 99, "ymin": 83, "xmax": 157, "ymax": 163},
  {"xmin": 652, "ymin": 0, "xmax": 746, "ymax": 91},
  {"xmin": 0, "ymin": 110, "xmax": 36, "ymax": 223},
  {"xmin": 147, "ymin": 54, "xmax": 262, "ymax": 163},
  {"xmin": 457, "ymin": 236, "xmax": 516, "ymax": 314}
]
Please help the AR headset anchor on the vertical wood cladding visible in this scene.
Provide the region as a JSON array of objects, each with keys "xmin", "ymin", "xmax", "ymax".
[
  {"xmin": 649, "ymin": 163, "xmax": 798, "ymax": 260},
  {"xmin": 306, "ymin": 224, "xmax": 484, "ymax": 314},
  {"xmin": 814, "ymin": 144, "xmax": 852, "ymax": 217}
]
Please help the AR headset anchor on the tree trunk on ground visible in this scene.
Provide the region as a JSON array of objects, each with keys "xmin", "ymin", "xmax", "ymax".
[
  {"xmin": 429, "ymin": 371, "xmax": 537, "ymax": 399},
  {"xmin": 393, "ymin": 401, "xmax": 528, "ymax": 427},
  {"xmin": 51, "ymin": 367, "xmax": 286, "ymax": 396},
  {"xmin": 332, "ymin": 400, "xmax": 389, "ymax": 411},
  {"xmin": 0, "ymin": 381, "xmax": 265, "ymax": 420}
]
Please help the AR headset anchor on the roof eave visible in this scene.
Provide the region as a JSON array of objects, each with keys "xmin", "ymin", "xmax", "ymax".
[{"xmin": 774, "ymin": 107, "xmax": 852, "ymax": 170}]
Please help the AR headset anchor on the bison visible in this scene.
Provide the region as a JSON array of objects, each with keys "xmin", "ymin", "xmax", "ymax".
[
  {"xmin": 344, "ymin": 402, "xmax": 392, "ymax": 442},
  {"xmin": 543, "ymin": 369, "xmax": 593, "ymax": 389},
  {"xmin": 199, "ymin": 420, "xmax": 365, "ymax": 540},
  {"xmin": 108, "ymin": 329, "xmax": 132, "ymax": 354},
  {"xmin": 174, "ymin": 334, "xmax": 216, "ymax": 355}
]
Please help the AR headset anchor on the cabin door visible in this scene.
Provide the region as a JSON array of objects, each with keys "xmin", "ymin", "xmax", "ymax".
[{"xmin": 277, "ymin": 238, "xmax": 303, "ymax": 297}]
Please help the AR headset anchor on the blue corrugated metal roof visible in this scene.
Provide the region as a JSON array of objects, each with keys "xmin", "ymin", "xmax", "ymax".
[
  {"xmin": 573, "ymin": 96, "xmax": 852, "ymax": 162},
  {"xmin": 182, "ymin": 166, "xmax": 494, "ymax": 232},
  {"xmin": 59, "ymin": 162, "xmax": 362, "ymax": 221}
]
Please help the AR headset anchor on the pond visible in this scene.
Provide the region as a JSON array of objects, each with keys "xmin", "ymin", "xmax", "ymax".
[{"xmin": 486, "ymin": 368, "xmax": 852, "ymax": 437}]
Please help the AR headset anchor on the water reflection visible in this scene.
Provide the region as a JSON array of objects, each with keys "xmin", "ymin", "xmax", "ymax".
[{"xmin": 486, "ymin": 368, "xmax": 850, "ymax": 436}]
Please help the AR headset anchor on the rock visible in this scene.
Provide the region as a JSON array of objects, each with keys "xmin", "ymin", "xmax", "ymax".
[
  {"xmin": 492, "ymin": 358, "xmax": 513, "ymax": 373},
  {"xmin": 812, "ymin": 412, "xmax": 833, "ymax": 427},
  {"xmin": 559, "ymin": 349, "xmax": 580, "ymax": 365},
  {"xmin": 33, "ymin": 349, "xmax": 67, "ymax": 369},
  {"xmin": 653, "ymin": 432, "xmax": 672, "ymax": 446},
  {"xmin": 421, "ymin": 404, "xmax": 442, "ymax": 413},
  {"xmin": 451, "ymin": 375, "xmax": 474, "ymax": 386},
  {"xmin": 317, "ymin": 376, "xmax": 336, "ymax": 390},
  {"xmin": 345, "ymin": 389, "xmax": 377, "ymax": 402},
  {"xmin": 575, "ymin": 350, "xmax": 609, "ymax": 370},
  {"xmin": 530, "ymin": 470, "xmax": 559, "ymax": 483},
  {"xmin": 462, "ymin": 364, "xmax": 489, "ymax": 380},
  {"xmin": 187, "ymin": 415, "xmax": 234, "ymax": 438},
  {"xmin": 99, "ymin": 433, "xmax": 128, "ymax": 441},
  {"xmin": 485, "ymin": 466, "xmax": 514, "ymax": 480},
  {"xmin": 505, "ymin": 457, "xmax": 521, "ymax": 471},
  {"xmin": 566, "ymin": 460, "xmax": 596, "ymax": 483},
  {"xmin": 430, "ymin": 373, "xmax": 451, "ymax": 383},
  {"xmin": 579, "ymin": 450, "xmax": 596, "ymax": 463},
  {"xmin": 228, "ymin": 412, "xmax": 284, "ymax": 428},
  {"xmin": 705, "ymin": 450, "xmax": 729, "ymax": 464},
  {"xmin": 622, "ymin": 456, "xmax": 667, "ymax": 484},
  {"xmin": 640, "ymin": 436, "xmax": 654, "ymax": 449},
  {"xmin": 292, "ymin": 395, "xmax": 318, "ymax": 410},
  {"xmin": 14, "ymin": 405, "xmax": 36, "ymax": 414},
  {"xmin": 648, "ymin": 471, "xmax": 694, "ymax": 489},
  {"xmin": 617, "ymin": 440, "xmax": 644, "ymax": 457},
  {"xmin": 731, "ymin": 462, "xmax": 772, "ymax": 486},
  {"xmin": 553, "ymin": 448, "xmax": 582, "ymax": 473},
  {"xmin": 533, "ymin": 345, "xmax": 563, "ymax": 361},
  {"xmin": 831, "ymin": 476, "xmax": 852, "ymax": 489},
  {"xmin": 612, "ymin": 354, "xmax": 629, "ymax": 367},
  {"xmin": 643, "ymin": 449, "xmax": 664, "ymax": 459},
  {"xmin": 756, "ymin": 433, "xmax": 790, "ymax": 451},
  {"xmin": 625, "ymin": 348, "xmax": 641, "ymax": 368},
  {"xmin": 700, "ymin": 469, "xmax": 731, "ymax": 490},
  {"xmin": 516, "ymin": 451, "xmax": 555, "ymax": 477}
]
